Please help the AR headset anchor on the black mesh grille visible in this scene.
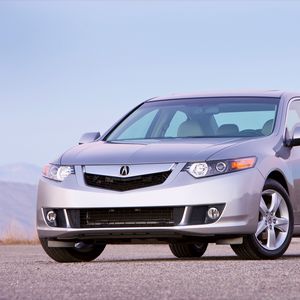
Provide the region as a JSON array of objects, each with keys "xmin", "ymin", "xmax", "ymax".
[
  {"xmin": 84, "ymin": 171, "xmax": 171, "ymax": 191},
  {"xmin": 68, "ymin": 207, "xmax": 185, "ymax": 228}
]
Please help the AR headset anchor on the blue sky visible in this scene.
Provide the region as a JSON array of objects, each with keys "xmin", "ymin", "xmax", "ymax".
[{"xmin": 1, "ymin": 1, "xmax": 300, "ymax": 166}]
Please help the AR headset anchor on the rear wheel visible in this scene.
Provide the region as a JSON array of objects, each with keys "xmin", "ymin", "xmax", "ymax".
[
  {"xmin": 231, "ymin": 179, "xmax": 293, "ymax": 259},
  {"xmin": 40, "ymin": 239, "xmax": 106, "ymax": 263},
  {"xmin": 169, "ymin": 242, "xmax": 208, "ymax": 258}
]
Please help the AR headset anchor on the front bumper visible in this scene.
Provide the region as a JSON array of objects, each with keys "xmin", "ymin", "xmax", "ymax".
[{"xmin": 37, "ymin": 165, "xmax": 265, "ymax": 240}]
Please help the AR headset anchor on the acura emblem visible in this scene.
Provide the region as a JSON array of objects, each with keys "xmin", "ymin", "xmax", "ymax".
[{"xmin": 120, "ymin": 166, "xmax": 130, "ymax": 176}]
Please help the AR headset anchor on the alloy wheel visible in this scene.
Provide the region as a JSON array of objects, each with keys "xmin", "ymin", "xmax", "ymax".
[{"xmin": 255, "ymin": 189, "xmax": 290, "ymax": 251}]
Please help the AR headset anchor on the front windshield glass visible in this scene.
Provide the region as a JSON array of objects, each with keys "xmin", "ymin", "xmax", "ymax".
[{"xmin": 105, "ymin": 97, "xmax": 280, "ymax": 141}]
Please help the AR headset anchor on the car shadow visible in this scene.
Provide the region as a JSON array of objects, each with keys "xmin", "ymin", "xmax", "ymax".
[
  {"xmin": 38, "ymin": 253, "xmax": 300, "ymax": 264},
  {"xmin": 95, "ymin": 256, "xmax": 238, "ymax": 263},
  {"xmin": 93, "ymin": 253, "xmax": 300, "ymax": 263}
]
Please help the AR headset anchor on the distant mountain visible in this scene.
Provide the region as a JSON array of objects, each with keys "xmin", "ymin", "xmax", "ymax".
[
  {"xmin": 0, "ymin": 181, "xmax": 37, "ymax": 239},
  {"xmin": 0, "ymin": 163, "xmax": 41, "ymax": 239},
  {"xmin": 0, "ymin": 163, "xmax": 41, "ymax": 185}
]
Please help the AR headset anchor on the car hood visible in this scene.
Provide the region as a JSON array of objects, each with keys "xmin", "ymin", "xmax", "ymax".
[{"xmin": 60, "ymin": 138, "xmax": 246, "ymax": 165}]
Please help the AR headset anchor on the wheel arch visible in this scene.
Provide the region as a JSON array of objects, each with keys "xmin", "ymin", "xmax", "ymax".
[{"xmin": 266, "ymin": 170, "xmax": 289, "ymax": 195}]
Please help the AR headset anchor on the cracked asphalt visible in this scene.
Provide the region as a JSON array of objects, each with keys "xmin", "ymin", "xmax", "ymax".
[{"xmin": 1, "ymin": 239, "xmax": 300, "ymax": 300}]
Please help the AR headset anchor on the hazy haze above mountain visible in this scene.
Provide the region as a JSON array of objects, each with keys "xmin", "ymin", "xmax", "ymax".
[
  {"xmin": 0, "ymin": 181, "xmax": 37, "ymax": 238},
  {"xmin": 0, "ymin": 163, "xmax": 41, "ymax": 185},
  {"xmin": 0, "ymin": 163, "xmax": 40, "ymax": 238}
]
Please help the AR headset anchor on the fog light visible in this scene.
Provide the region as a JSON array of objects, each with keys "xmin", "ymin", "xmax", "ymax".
[
  {"xmin": 207, "ymin": 207, "xmax": 220, "ymax": 220},
  {"xmin": 46, "ymin": 210, "xmax": 57, "ymax": 222}
]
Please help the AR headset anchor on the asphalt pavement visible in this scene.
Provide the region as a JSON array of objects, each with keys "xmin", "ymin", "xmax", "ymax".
[{"xmin": 1, "ymin": 239, "xmax": 300, "ymax": 300}]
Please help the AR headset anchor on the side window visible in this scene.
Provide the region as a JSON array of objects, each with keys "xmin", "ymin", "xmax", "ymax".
[
  {"xmin": 165, "ymin": 111, "xmax": 188, "ymax": 137},
  {"xmin": 117, "ymin": 109, "xmax": 158, "ymax": 140},
  {"xmin": 287, "ymin": 101, "xmax": 300, "ymax": 135}
]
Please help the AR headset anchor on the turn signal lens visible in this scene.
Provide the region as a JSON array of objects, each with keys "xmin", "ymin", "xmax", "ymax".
[{"xmin": 231, "ymin": 158, "xmax": 256, "ymax": 170}]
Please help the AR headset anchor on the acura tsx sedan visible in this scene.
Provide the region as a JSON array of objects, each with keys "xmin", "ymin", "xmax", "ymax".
[{"xmin": 37, "ymin": 90, "xmax": 300, "ymax": 262}]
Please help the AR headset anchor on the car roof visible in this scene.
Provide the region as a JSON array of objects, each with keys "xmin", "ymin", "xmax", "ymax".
[{"xmin": 147, "ymin": 90, "xmax": 300, "ymax": 102}]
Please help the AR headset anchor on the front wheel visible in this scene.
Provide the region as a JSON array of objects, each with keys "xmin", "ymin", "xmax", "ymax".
[
  {"xmin": 40, "ymin": 239, "xmax": 106, "ymax": 263},
  {"xmin": 169, "ymin": 242, "xmax": 208, "ymax": 258},
  {"xmin": 231, "ymin": 179, "xmax": 293, "ymax": 259}
]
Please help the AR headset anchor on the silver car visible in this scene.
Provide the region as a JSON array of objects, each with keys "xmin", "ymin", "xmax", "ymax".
[{"xmin": 37, "ymin": 91, "xmax": 300, "ymax": 262}]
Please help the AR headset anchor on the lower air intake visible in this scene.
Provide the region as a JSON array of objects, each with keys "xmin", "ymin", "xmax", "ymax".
[{"xmin": 68, "ymin": 207, "xmax": 185, "ymax": 228}]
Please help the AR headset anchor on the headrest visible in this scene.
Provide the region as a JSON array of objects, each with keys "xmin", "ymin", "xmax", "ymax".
[
  {"xmin": 217, "ymin": 124, "xmax": 239, "ymax": 136},
  {"xmin": 177, "ymin": 120, "xmax": 204, "ymax": 137},
  {"xmin": 261, "ymin": 119, "xmax": 274, "ymax": 136}
]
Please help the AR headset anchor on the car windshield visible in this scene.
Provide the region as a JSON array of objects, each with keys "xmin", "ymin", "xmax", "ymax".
[{"xmin": 105, "ymin": 97, "xmax": 280, "ymax": 141}]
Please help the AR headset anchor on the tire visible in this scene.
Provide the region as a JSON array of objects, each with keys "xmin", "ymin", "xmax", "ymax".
[
  {"xmin": 169, "ymin": 242, "xmax": 208, "ymax": 258},
  {"xmin": 231, "ymin": 179, "xmax": 294, "ymax": 260},
  {"xmin": 40, "ymin": 239, "xmax": 106, "ymax": 263}
]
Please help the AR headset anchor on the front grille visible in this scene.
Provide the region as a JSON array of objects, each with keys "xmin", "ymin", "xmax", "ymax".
[
  {"xmin": 84, "ymin": 171, "xmax": 172, "ymax": 191},
  {"xmin": 68, "ymin": 207, "xmax": 185, "ymax": 228}
]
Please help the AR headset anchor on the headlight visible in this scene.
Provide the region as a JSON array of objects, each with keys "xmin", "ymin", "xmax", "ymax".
[
  {"xmin": 185, "ymin": 157, "xmax": 256, "ymax": 178},
  {"xmin": 42, "ymin": 164, "xmax": 75, "ymax": 182}
]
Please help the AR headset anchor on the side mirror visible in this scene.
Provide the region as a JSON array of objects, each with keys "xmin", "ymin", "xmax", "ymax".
[
  {"xmin": 79, "ymin": 132, "xmax": 101, "ymax": 145},
  {"xmin": 287, "ymin": 126, "xmax": 300, "ymax": 147}
]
